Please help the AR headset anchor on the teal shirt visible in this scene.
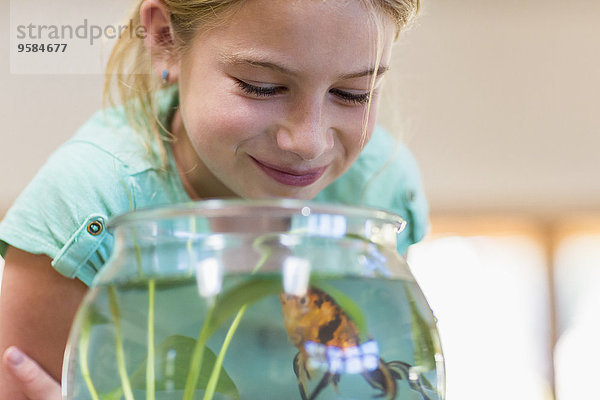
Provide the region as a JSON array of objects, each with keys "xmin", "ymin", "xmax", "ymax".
[{"xmin": 0, "ymin": 88, "xmax": 428, "ymax": 286}]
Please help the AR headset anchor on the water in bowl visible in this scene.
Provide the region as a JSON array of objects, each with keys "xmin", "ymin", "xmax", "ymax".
[{"xmin": 64, "ymin": 273, "xmax": 444, "ymax": 400}]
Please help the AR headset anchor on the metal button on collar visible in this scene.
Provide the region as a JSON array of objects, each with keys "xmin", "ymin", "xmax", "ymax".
[{"xmin": 87, "ymin": 220, "xmax": 103, "ymax": 236}]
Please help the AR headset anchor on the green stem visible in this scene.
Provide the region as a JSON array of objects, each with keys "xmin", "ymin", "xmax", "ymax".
[
  {"xmin": 108, "ymin": 285, "xmax": 135, "ymax": 400},
  {"xmin": 202, "ymin": 305, "xmax": 247, "ymax": 400},
  {"xmin": 183, "ymin": 229, "xmax": 275, "ymax": 400},
  {"xmin": 182, "ymin": 215, "xmax": 205, "ymax": 400},
  {"xmin": 146, "ymin": 279, "xmax": 156, "ymax": 400},
  {"xmin": 79, "ymin": 311, "xmax": 100, "ymax": 400},
  {"xmin": 130, "ymin": 209, "xmax": 155, "ymax": 399},
  {"xmin": 182, "ymin": 306, "xmax": 215, "ymax": 400},
  {"xmin": 202, "ymin": 247, "xmax": 272, "ymax": 400}
]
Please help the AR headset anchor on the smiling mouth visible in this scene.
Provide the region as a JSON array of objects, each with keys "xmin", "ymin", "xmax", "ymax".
[{"xmin": 250, "ymin": 157, "xmax": 328, "ymax": 187}]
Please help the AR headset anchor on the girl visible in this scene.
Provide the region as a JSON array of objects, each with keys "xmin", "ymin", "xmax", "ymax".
[{"xmin": 0, "ymin": 0, "xmax": 426, "ymax": 398}]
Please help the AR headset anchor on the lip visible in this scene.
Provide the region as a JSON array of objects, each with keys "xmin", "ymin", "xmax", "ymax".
[{"xmin": 250, "ymin": 156, "xmax": 328, "ymax": 187}]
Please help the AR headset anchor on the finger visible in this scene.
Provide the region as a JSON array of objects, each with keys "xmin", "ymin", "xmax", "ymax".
[{"xmin": 3, "ymin": 346, "xmax": 62, "ymax": 400}]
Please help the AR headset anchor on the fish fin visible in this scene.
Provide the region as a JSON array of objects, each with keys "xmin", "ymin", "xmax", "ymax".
[
  {"xmin": 331, "ymin": 373, "xmax": 341, "ymax": 391},
  {"xmin": 386, "ymin": 360, "xmax": 411, "ymax": 381},
  {"xmin": 363, "ymin": 368, "xmax": 384, "ymax": 391},
  {"xmin": 385, "ymin": 360, "xmax": 433, "ymax": 400},
  {"xmin": 308, "ymin": 371, "xmax": 333, "ymax": 400},
  {"xmin": 293, "ymin": 352, "xmax": 309, "ymax": 400}
]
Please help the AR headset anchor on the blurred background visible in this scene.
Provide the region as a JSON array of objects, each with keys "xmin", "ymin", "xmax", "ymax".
[{"xmin": 1, "ymin": 1, "xmax": 599, "ymax": 399}]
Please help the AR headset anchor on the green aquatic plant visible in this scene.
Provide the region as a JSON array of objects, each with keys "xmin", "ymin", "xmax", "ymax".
[
  {"xmin": 404, "ymin": 286, "xmax": 438, "ymax": 372},
  {"xmin": 95, "ymin": 334, "xmax": 239, "ymax": 400},
  {"xmin": 107, "ymin": 285, "xmax": 135, "ymax": 400},
  {"xmin": 78, "ymin": 307, "xmax": 101, "ymax": 400},
  {"xmin": 183, "ymin": 234, "xmax": 275, "ymax": 400},
  {"xmin": 132, "ymin": 335, "xmax": 239, "ymax": 398},
  {"xmin": 146, "ymin": 279, "xmax": 156, "ymax": 400},
  {"xmin": 78, "ymin": 271, "xmax": 382, "ymax": 400},
  {"xmin": 202, "ymin": 306, "xmax": 245, "ymax": 400}
]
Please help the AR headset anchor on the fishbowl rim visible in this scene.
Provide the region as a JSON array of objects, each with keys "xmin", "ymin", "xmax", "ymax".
[{"xmin": 107, "ymin": 199, "xmax": 407, "ymax": 232}]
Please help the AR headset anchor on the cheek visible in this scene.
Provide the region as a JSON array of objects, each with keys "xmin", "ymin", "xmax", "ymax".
[
  {"xmin": 337, "ymin": 108, "xmax": 375, "ymax": 153},
  {"xmin": 182, "ymin": 96, "xmax": 265, "ymax": 149},
  {"xmin": 201, "ymin": 97, "xmax": 278, "ymax": 142}
]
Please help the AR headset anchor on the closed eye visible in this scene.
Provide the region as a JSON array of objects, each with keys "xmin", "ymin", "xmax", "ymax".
[
  {"xmin": 235, "ymin": 78, "xmax": 371, "ymax": 105},
  {"xmin": 235, "ymin": 79, "xmax": 287, "ymax": 97},
  {"xmin": 329, "ymin": 88, "xmax": 371, "ymax": 106}
]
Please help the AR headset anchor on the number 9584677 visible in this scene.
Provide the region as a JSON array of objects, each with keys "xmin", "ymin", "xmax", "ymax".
[{"xmin": 17, "ymin": 43, "xmax": 67, "ymax": 53}]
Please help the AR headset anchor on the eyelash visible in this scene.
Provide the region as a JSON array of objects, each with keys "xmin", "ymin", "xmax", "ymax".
[
  {"xmin": 330, "ymin": 88, "xmax": 371, "ymax": 105},
  {"xmin": 235, "ymin": 79, "xmax": 285, "ymax": 97},
  {"xmin": 234, "ymin": 79, "xmax": 371, "ymax": 106}
]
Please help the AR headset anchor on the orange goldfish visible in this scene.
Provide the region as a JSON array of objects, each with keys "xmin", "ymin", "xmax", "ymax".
[{"xmin": 280, "ymin": 286, "xmax": 432, "ymax": 400}]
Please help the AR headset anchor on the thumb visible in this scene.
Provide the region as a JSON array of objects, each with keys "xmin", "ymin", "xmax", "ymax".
[{"xmin": 3, "ymin": 346, "xmax": 62, "ymax": 400}]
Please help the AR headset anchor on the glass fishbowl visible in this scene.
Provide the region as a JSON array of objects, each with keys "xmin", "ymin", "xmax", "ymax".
[{"xmin": 62, "ymin": 200, "xmax": 445, "ymax": 400}]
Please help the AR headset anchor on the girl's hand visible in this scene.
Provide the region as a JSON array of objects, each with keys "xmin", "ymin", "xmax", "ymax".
[{"xmin": 2, "ymin": 346, "xmax": 61, "ymax": 400}]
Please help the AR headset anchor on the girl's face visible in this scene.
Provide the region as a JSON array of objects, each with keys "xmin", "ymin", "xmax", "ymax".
[{"xmin": 171, "ymin": 0, "xmax": 395, "ymax": 199}]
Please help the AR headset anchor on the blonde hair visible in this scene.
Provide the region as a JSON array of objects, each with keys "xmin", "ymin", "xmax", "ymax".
[{"xmin": 103, "ymin": 0, "xmax": 420, "ymax": 168}]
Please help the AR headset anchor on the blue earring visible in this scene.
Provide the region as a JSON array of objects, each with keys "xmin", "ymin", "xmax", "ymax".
[{"xmin": 161, "ymin": 69, "xmax": 169, "ymax": 84}]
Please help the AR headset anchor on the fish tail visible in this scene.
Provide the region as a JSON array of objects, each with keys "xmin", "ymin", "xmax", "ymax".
[
  {"xmin": 362, "ymin": 358, "xmax": 397, "ymax": 400},
  {"xmin": 386, "ymin": 360, "xmax": 432, "ymax": 400}
]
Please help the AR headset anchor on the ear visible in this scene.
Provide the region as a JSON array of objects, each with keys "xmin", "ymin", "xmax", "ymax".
[{"xmin": 140, "ymin": 0, "xmax": 180, "ymax": 83}]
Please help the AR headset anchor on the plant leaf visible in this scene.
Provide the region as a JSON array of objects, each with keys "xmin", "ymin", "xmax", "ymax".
[
  {"xmin": 85, "ymin": 304, "xmax": 111, "ymax": 326},
  {"xmin": 99, "ymin": 389, "xmax": 123, "ymax": 400},
  {"xmin": 206, "ymin": 275, "xmax": 283, "ymax": 337},
  {"xmin": 119, "ymin": 335, "xmax": 240, "ymax": 399},
  {"xmin": 405, "ymin": 286, "xmax": 437, "ymax": 371}
]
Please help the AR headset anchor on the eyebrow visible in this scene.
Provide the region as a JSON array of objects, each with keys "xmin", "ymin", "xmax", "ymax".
[
  {"xmin": 339, "ymin": 66, "xmax": 390, "ymax": 80},
  {"xmin": 219, "ymin": 51, "xmax": 389, "ymax": 81}
]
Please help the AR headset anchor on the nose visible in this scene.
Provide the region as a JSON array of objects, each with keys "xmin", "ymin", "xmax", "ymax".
[{"xmin": 276, "ymin": 100, "xmax": 334, "ymax": 161}]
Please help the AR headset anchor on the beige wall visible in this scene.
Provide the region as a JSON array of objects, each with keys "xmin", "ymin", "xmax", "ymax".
[
  {"xmin": 2, "ymin": 0, "xmax": 599, "ymax": 218},
  {"xmin": 1, "ymin": 1, "xmax": 118, "ymax": 216},
  {"xmin": 382, "ymin": 0, "xmax": 600, "ymax": 217}
]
